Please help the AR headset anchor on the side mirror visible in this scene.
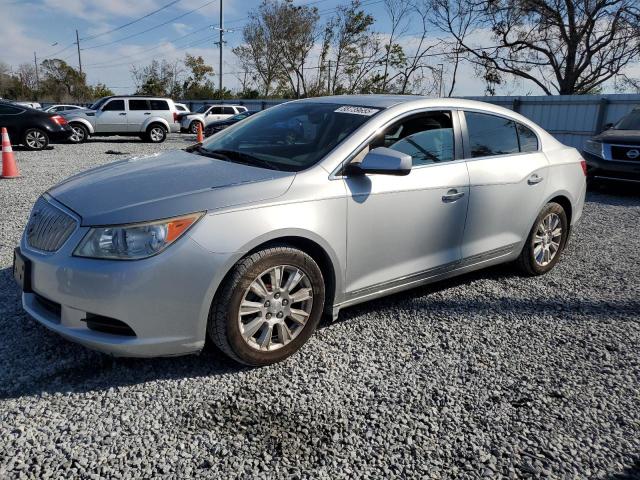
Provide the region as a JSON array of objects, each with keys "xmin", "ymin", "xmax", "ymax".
[
  {"xmin": 603, "ymin": 122, "xmax": 614, "ymax": 130},
  {"xmin": 346, "ymin": 147, "xmax": 412, "ymax": 176}
]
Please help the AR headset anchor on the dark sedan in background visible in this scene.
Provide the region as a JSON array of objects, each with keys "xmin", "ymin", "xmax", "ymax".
[
  {"xmin": 583, "ymin": 108, "xmax": 640, "ymax": 184},
  {"xmin": 0, "ymin": 101, "xmax": 73, "ymax": 150},
  {"xmin": 204, "ymin": 110, "xmax": 257, "ymax": 137}
]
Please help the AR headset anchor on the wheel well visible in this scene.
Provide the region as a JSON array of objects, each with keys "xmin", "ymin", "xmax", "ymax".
[
  {"xmin": 245, "ymin": 237, "xmax": 337, "ymax": 315},
  {"xmin": 146, "ymin": 122, "xmax": 167, "ymax": 133},
  {"xmin": 548, "ymin": 195, "xmax": 572, "ymax": 225}
]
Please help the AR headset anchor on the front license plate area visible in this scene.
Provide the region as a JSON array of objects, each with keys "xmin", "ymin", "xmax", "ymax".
[{"xmin": 13, "ymin": 248, "xmax": 32, "ymax": 293}]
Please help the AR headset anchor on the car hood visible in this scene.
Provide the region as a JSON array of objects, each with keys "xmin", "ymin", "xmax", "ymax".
[
  {"xmin": 593, "ymin": 129, "xmax": 640, "ymax": 144},
  {"xmin": 63, "ymin": 108, "xmax": 96, "ymax": 117},
  {"xmin": 48, "ymin": 149, "xmax": 295, "ymax": 226}
]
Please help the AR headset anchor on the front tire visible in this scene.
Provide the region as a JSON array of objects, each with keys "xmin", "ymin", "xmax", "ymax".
[
  {"xmin": 189, "ymin": 121, "xmax": 202, "ymax": 134},
  {"xmin": 69, "ymin": 123, "xmax": 88, "ymax": 143},
  {"xmin": 208, "ymin": 246, "xmax": 325, "ymax": 366},
  {"xmin": 516, "ymin": 202, "xmax": 568, "ymax": 276},
  {"xmin": 23, "ymin": 128, "xmax": 49, "ymax": 150}
]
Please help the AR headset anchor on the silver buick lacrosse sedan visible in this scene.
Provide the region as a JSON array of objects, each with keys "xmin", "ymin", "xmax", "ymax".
[{"xmin": 14, "ymin": 96, "xmax": 586, "ymax": 365}]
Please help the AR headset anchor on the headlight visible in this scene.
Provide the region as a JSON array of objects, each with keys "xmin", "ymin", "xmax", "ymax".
[
  {"xmin": 74, "ymin": 212, "xmax": 204, "ymax": 260},
  {"xmin": 584, "ymin": 140, "xmax": 604, "ymax": 158}
]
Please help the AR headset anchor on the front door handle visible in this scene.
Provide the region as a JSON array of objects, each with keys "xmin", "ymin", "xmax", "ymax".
[
  {"xmin": 442, "ymin": 189, "xmax": 465, "ymax": 203},
  {"xmin": 528, "ymin": 173, "xmax": 544, "ymax": 185},
  {"xmin": 119, "ymin": 112, "xmax": 127, "ymax": 116},
  {"xmin": 144, "ymin": 112, "xmax": 151, "ymax": 115}
]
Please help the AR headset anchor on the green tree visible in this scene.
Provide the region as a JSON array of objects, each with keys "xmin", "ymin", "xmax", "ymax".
[{"xmin": 182, "ymin": 54, "xmax": 215, "ymax": 99}]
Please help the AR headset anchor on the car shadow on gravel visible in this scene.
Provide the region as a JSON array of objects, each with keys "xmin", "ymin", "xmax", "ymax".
[{"xmin": 608, "ymin": 459, "xmax": 640, "ymax": 480}]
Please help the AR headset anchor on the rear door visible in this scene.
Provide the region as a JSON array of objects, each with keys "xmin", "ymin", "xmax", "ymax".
[
  {"xmin": 0, "ymin": 104, "xmax": 25, "ymax": 140},
  {"xmin": 461, "ymin": 110, "xmax": 548, "ymax": 259},
  {"xmin": 126, "ymin": 99, "xmax": 150, "ymax": 132},
  {"xmin": 96, "ymin": 99, "xmax": 127, "ymax": 132}
]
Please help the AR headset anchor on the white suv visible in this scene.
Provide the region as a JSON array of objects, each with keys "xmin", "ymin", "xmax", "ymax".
[
  {"xmin": 179, "ymin": 104, "xmax": 248, "ymax": 134},
  {"xmin": 64, "ymin": 96, "xmax": 180, "ymax": 143}
]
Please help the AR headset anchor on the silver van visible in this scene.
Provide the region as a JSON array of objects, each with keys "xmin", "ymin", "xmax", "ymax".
[{"xmin": 64, "ymin": 96, "xmax": 180, "ymax": 143}]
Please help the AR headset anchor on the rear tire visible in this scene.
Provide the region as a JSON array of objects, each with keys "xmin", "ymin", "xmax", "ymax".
[
  {"xmin": 69, "ymin": 123, "xmax": 88, "ymax": 143},
  {"xmin": 146, "ymin": 124, "xmax": 167, "ymax": 143},
  {"xmin": 23, "ymin": 128, "xmax": 49, "ymax": 151},
  {"xmin": 516, "ymin": 202, "xmax": 568, "ymax": 276},
  {"xmin": 208, "ymin": 246, "xmax": 325, "ymax": 366}
]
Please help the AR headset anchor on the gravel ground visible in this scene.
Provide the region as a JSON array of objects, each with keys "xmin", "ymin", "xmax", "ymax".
[{"xmin": 0, "ymin": 136, "xmax": 639, "ymax": 479}]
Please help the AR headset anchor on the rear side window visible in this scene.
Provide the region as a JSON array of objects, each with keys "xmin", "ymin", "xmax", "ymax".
[
  {"xmin": 517, "ymin": 123, "xmax": 538, "ymax": 152},
  {"xmin": 150, "ymin": 100, "xmax": 169, "ymax": 110},
  {"xmin": 103, "ymin": 100, "xmax": 125, "ymax": 111},
  {"xmin": 0, "ymin": 105, "xmax": 23, "ymax": 114},
  {"xmin": 223, "ymin": 107, "xmax": 235, "ymax": 114},
  {"xmin": 129, "ymin": 99, "xmax": 149, "ymax": 110},
  {"xmin": 465, "ymin": 112, "xmax": 519, "ymax": 158}
]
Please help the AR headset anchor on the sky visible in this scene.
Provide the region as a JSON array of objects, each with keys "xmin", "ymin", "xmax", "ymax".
[{"xmin": 1, "ymin": 0, "xmax": 638, "ymax": 97}]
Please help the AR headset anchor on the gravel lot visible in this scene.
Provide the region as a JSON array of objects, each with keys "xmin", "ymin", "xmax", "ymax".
[{"xmin": 0, "ymin": 135, "xmax": 639, "ymax": 479}]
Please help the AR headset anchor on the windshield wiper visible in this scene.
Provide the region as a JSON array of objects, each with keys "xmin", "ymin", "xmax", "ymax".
[
  {"xmin": 186, "ymin": 144, "xmax": 232, "ymax": 161},
  {"xmin": 206, "ymin": 149, "xmax": 283, "ymax": 171}
]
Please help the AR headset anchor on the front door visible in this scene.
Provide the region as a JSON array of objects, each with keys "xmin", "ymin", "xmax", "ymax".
[
  {"xmin": 344, "ymin": 110, "xmax": 470, "ymax": 296},
  {"xmin": 95, "ymin": 99, "xmax": 128, "ymax": 133},
  {"xmin": 460, "ymin": 111, "xmax": 549, "ymax": 259}
]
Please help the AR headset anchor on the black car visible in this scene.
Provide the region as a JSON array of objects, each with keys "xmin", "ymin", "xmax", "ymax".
[
  {"xmin": 204, "ymin": 110, "xmax": 257, "ymax": 137},
  {"xmin": 583, "ymin": 108, "xmax": 640, "ymax": 184},
  {"xmin": 0, "ymin": 101, "xmax": 73, "ymax": 150}
]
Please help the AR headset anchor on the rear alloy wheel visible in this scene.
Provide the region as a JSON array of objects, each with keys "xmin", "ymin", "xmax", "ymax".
[
  {"xmin": 516, "ymin": 202, "xmax": 568, "ymax": 276},
  {"xmin": 209, "ymin": 247, "xmax": 325, "ymax": 366},
  {"xmin": 146, "ymin": 125, "xmax": 167, "ymax": 143},
  {"xmin": 23, "ymin": 128, "xmax": 49, "ymax": 150},
  {"xmin": 69, "ymin": 123, "xmax": 88, "ymax": 143},
  {"xmin": 189, "ymin": 121, "xmax": 202, "ymax": 134}
]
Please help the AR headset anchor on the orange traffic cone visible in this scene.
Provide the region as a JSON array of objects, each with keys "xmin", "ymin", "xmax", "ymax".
[
  {"xmin": 196, "ymin": 122, "xmax": 204, "ymax": 143},
  {"xmin": 1, "ymin": 127, "xmax": 20, "ymax": 179}
]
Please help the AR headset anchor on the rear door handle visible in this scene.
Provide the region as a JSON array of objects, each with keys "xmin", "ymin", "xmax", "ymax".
[
  {"xmin": 144, "ymin": 112, "xmax": 151, "ymax": 115},
  {"xmin": 442, "ymin": 189, "xmax": 465, "ymax": 203},
  {"xmin": 528, "ymin": 173, "xmax": 544, "ymax": 185},
  {"xmin": 119, "ymin": 112, "xmax": 127, "ymax": 116}
]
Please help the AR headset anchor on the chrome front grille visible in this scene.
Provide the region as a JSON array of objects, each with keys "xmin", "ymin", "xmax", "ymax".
[{"xmin": 26, "ymin": 197, "xmax": 77, "ymax": 252}]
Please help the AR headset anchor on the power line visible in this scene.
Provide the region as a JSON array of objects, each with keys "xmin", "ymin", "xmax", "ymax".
[
  {"xmin": 81, "ymin": 0, "xmax": 217, "ymax": 51},
  {"xmin": 80, "ymin": 0, "xmax": 183, "ymax": 41}
]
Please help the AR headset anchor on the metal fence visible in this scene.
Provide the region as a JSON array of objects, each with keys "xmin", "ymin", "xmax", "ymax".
[{"xmin": 39, "ymin": 94, "xmax": 640, "ymax": 150}]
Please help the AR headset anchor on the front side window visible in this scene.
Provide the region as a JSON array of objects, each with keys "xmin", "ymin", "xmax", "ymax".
[
  {"xmin": 197, "ymin": 102, "xmax": 378, "ymax": 172},
  {"xmin": 129, "ymin": 99, "xmax": 149, "ymax": 110},
  {"xmin": 466, "ymin": 112, "xmax": 519, "ymax": 158},
  {"xmin": 102, "ymin": 100, "xmax": 125, "ymax": 111},
  {"xmin": 371, "ymin": 111, "xmax": 455, "ymax": 166},
  {"xmin": 209, "ymin": 107, "xmax": 224, "ymax": 115}
]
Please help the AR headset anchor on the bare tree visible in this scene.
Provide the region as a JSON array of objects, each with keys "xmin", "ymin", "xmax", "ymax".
[{"xmin": 437, "ymin": 0, "xmax": 640, "ymax": 95}]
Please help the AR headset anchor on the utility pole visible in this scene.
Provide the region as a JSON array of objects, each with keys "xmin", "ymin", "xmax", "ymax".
[
  {"xmin": 218, "ymin": 0, "xmax": 223, "ymax": 94},
  {"xmin": 34, "ymin": 52, "xmax": 39, "ymax": 91},
  {"xmin": 437, "ymin": 63, "xmax": 444, "ymax": 97},
  {"xmin": 327, "ymin": 60, "xmax": 331, "ymax": 95},
  {"xmin": 75, "ymin": 29, "xmax": 83, "ymax": 76}
]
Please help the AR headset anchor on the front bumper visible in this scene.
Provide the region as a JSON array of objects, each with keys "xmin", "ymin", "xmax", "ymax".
[
  {"xmin": 582, "ymin": 151, "xmax": 640, "ymax": 183},
  {"xmin": 18, "ymin": 216, "xmax": 233, "ymax": 357}
]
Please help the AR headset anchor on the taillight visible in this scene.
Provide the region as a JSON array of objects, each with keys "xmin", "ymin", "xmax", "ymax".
[
  {"xmin": 580, "ymin": 158, "xmax": 587, "ymax": 176},
  {"xmin": 51, "ymin": 115, "xmax": 67, "ymax": 126},
  {"xmin": 173, "ymin": 112, "xmax": 178, "ymax": 123}
]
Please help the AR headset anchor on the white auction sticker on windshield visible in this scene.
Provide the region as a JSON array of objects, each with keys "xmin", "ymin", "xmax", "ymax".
[{"xmin": 334, "ymin": 106, "xmax": 380, "ymax": 116}]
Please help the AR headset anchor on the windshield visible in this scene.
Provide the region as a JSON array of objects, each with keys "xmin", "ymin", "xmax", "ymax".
[
  {"xmin": 197, "ymin": 103, "xmax": 380, "ymax": 172},
  {"xmin": 89, "ymin": 97, "xmax": 109, "ymax": 110},
  {"xmin": 615, "ymin": 110, "xmax": 640, "ymax": 130},
  {"xmin": 196, "ymin": 105, "xmax": 211, "ymax": 114}
]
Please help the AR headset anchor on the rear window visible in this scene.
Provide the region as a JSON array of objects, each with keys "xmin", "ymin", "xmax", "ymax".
[
  {"xmin": 0, "ymin": 105, "xmax": 23, "ymax": 114},
  {"xmin": 129, "ymin": 99, "xmax": 149, "ymax": 110},
  {"xmin": 150, "ymin": 100, "xmax": 169, "ymax": 110}
]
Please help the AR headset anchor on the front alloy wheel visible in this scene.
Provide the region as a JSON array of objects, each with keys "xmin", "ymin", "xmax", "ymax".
[{"xmin": 209, "ymin": 246, "xmax": 325, "ymax": 366}]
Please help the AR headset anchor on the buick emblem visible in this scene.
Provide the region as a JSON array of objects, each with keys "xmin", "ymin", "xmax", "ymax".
[{"xmin": 627, "ymin": 149, "xmax": 640, "ymax": 159}]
